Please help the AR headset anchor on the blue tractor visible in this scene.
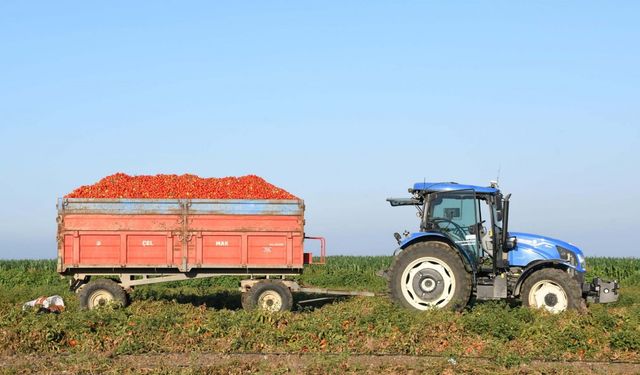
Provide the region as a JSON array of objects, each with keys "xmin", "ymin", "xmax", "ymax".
[{"xmin": 386, "ymin": 182, "xmax": 618, "ymax": 313}]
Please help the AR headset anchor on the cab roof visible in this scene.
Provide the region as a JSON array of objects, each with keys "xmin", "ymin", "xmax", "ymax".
[{"xmin": 411, "ymin": 182, "xmax": 499, "ymax": 195}]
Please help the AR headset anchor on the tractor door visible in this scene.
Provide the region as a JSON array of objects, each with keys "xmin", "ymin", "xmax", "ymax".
[{"xmin": 425, "ymin": 190, "xmax": 482, "ymax": 262}]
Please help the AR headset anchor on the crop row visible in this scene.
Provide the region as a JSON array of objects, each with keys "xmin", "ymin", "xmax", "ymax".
[{"xmin": 1, "ymin": 256, "xmax": 639, "ymax": 291}]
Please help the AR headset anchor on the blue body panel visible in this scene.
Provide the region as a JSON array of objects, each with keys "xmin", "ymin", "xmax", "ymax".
[
  {"xmin": 509, "ymin": 232, "xmax": 585, "ymax": 272},
  {"xmin": 399, "ymin": 231, "xmax": 585, "ymax": 273},
  {"xmin": 401, "ymin": 181, "xmax": 584, "ymax": 274},
  {"xmin": 412, "ymin": 182, "xmax": 499, "ymax": 195},
  {"xmin": 57, "ymin": 198, "xmax": 304, "ymax": 216}
]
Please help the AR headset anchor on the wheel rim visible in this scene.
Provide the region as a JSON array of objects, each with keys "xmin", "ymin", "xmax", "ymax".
[
  {"xmin": 257, "ymin": 290, "xmax": 283, "ymax": 312},
  {"xmin": 401, "ymin": 257, "xmax": 456, "ymax": 310},
  {"xmin": 88, "ymin": 290, "xmax": 114, "ymax": 309},
  {"xmin": 528, "ymin": 280, "xmax": 568, "ymax": 313}
]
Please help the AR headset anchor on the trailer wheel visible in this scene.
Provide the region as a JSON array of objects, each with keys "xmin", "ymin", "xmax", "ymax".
[
  {"xmin": 240, "ymin": 291, "xmax": 250, "ymax": 310},
  {"xmin": 78, "ymin": 279, "xmax": 128, "ymax": 310},
  {"xmin": 389, "ymin": 241, "xmax": 471, "ymax": 311},
  {"xmin": 521, "ymin": 268, "xmax": 582, "ymax": 313},
  {"xmin": 243, "ymin": 280, "xmax": 293, "ymax": 312}
]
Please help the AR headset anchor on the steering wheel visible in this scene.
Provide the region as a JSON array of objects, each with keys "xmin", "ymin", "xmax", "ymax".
[{"xmin": 430, "ymin": 217, "xmax": 468, "ymax": 241}]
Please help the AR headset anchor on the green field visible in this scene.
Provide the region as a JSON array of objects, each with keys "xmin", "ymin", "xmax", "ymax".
[{"xmin": 1, "ymin": 257, "xmax": 639, "ymax": 374}]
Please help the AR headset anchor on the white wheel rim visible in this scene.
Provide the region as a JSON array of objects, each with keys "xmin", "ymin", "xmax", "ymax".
[
  {"xmin": 528, "ymin": 280, "xmax": 568, "ymax": 313},
  {"xmin": 88, "ymin": 290, "xmax": 114, "ymax": 309},
  {"xmin": 258, "ymin": 290, "xmax": 283, "ymax": 312},
  {"xmin": 401, "ymin": 257, "xmax": 456, "ymax": 310}
]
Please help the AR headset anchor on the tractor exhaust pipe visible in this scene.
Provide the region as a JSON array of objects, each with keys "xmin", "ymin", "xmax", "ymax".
[
  {"xmin": 501, "ymin": 193, "xmax": 511, "ymax": 250},
  {"xmin": 494, "ymin": 193, "xmax": 511, "ymax": 272}
]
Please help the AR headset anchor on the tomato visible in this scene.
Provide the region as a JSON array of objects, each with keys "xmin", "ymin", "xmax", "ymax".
[{"xmin": 66, "ymin": 174, "xmax": 297, "ymax": 200}]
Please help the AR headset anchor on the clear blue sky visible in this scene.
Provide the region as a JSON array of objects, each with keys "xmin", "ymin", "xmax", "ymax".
[{"xmin": 1, "ymin": 2, "xmax": 638, "ymax": 259}]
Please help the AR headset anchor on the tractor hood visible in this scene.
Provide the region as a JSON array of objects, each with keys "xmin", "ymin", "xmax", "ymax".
[{"xmin": 509, "ymin": 232, "xmax": 586, "ymax": 272}]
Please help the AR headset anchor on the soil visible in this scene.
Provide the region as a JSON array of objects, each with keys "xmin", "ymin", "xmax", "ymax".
[{"xmin": 1, "ymin": 352, "xmax": 639, "ymax": 374}]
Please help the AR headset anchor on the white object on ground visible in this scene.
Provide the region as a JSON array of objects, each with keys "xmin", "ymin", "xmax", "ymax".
[{"xmin": 22, "ymin": 295, "xmax": 65, "ymax": 312}]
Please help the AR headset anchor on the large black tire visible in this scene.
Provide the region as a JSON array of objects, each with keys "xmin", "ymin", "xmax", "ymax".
[
  {"xmin": 389, "ymin": 241, "xmax": 472, "ymax": 311},
  {"xmin": 520, "ymin": 268, "xmax": 582, "ymax": 313},
  {"xmin": 242, "ymin": 280, "xmax": 293, "ymax": 312},
  {"xmin": 241, "ymin": 291, "xmax": 251, "ymax": 310},
  {"xmin": 78, "ymin": 279, "xmax": 129, "ymax": 310}
]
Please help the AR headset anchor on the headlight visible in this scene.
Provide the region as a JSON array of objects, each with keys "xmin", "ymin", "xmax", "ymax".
[{"xmin": 557, "ymin": 246, "xmax": 577, "ymax": 267}]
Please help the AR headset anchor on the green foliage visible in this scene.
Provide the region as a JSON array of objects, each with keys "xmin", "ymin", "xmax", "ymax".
[
  {"xmin": 1, "ymin": 255, "xmax": 638, "ymax": 291},
  {"xmin": 461, "ymin": 301, "xmax": 535, "ymax": 341},
  {"xmin": 0, "ymin": 259, "xmax": 62, "ymax": 288},
  {"xmin": 0, "ymin": 256, "xmax": 639, "ymax": 364},
  {"xmin": 0, "ymin": 259, "xmax": 56, "ymax": 272},
  {"xmin": 610, "ymin": 329, "xmax": 640, "ymax": 351},
  {"xmin": 585, "ymin": 257, "xmax": 640, "ymax": 287},
  {"xmin": 299, "ymin": 256, "xmax": 391, "ymax": 293}
]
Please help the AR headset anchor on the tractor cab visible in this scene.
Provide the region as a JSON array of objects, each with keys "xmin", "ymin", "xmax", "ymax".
[{"xmin": 388, "ymin": 181, "xmax": 514, "ymax": 273}]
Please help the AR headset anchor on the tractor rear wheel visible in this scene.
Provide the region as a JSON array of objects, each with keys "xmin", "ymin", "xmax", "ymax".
[
  {"xmin": 389, "ymin": 241, "xmax": 472, "ymax": 311},
  {"xmin": 521, "ymin": 268, "xmax": 582, "ymax": 313}
]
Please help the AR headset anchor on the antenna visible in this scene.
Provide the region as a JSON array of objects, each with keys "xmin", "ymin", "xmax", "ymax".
[{"xmin": 490, "ymin": 165, "xmax": 501, "ymax": 188}]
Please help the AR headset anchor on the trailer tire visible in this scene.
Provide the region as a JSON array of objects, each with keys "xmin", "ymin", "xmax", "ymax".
[
  {"xmin": 243, "ymin": 280, "xmax": 293, "ymax": 312},
  {"xmin": 520, "ymin": 268, "xmax": 582, "ymax": 313},
  {"xmin": 241, "ymin": 291, "xmax": 250, "ymax": 310},
  {"xmin": 389, "ymin": 241, "xmax": 471, "ymax": 311},
  {"xmin": 78, "ymin": 279, "xmax": 128, "ymax": 310}
]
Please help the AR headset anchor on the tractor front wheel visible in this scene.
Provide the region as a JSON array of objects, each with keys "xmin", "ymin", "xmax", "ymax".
[{"xmin": 521, "ymin": 268, "xmax": 582, "ymax": 313}]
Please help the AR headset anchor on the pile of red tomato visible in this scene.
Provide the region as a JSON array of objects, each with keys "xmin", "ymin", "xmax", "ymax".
[{"xmin": 66, "ymin": 173, "xmax": 298, "ymax": 200}]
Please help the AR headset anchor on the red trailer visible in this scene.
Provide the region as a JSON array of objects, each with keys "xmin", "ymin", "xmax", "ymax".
[{"xmin": 57, "ymin": 198, "xmax": 369, "ymax": 311}]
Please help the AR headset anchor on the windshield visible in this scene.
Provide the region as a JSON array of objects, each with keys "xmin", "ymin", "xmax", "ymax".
[{"xmin": 425, "ymin": 190, "xmax": 481, "ymax": 259}]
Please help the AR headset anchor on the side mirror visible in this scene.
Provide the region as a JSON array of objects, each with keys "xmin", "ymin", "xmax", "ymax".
[
  {"xmin": 504, "ymin": 236, "xmax": 517, "ymax": 251},
  {"xmin": 394, "ymin": 232, "xmax": 402, "ymax": 245},
  {"xmin": 496, "ymin": 211, "xmax": 503, "ymax": 222}
]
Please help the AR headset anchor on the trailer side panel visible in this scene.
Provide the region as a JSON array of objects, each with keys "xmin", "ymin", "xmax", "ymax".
[{"xmin": 58, "ymin": 199, "xmax": 305, "ymax": 274}]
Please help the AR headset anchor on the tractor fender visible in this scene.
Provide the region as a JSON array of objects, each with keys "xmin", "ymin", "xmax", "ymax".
[
  {"xmin": 398, "ymin": 232, "xmax": 475, "ymax": 273},
  {"xmin": 513, "ymin": 259, "xmax": 579, "ymax": 296}
]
